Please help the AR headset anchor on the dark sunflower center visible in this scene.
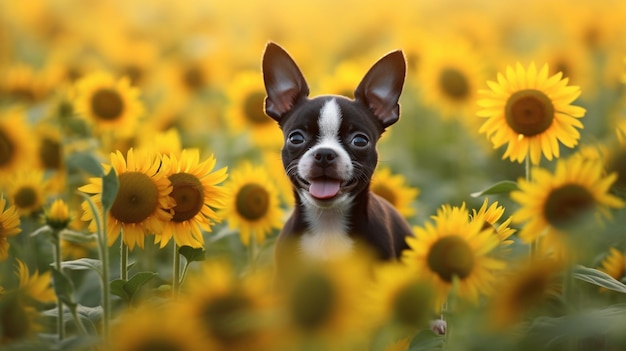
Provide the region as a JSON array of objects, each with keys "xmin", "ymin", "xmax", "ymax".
[
  {"xmin": 427, "ymin": 235, "xmax": 475, "ymax": 283},
  {"xmin": 110, "ymin": 172, "xmax": 159, "ymax": 224},
  {"xmin": 14, "ymin": 187, "xmax": 37, "ymax": 209},
  {"xmin": 169, "ymin": 173, "xmax": 204, "ymax": 222},
  {"xmin": 505, "ymin": 89, "xmax": 554, "ymax": 136},
  {"xmin": 372, "ymin": 184, "xmax": 397, "ymax": 207},
  {"xmin": 201, "ymin": 293, "xmax": 254, "ymax": 344},
  {"xmin": 235, "ymin": 184, "xmax": 269, "ymax": 221},
  {"xmin": 244, "ymin": 91, "xmax": 271, "ymax": 125},
  {"xmin": 39, "ymin": 137, "xmax": 62, "ymax": 170},
  {"xmin": 289, "ymin": 272, "xmax": 335, "ymax": 330},
  {"xmin": 438, "ymin": 67, "xmax": 470, "ymax": 100},
  {"xmin": 510, "ymin": 271, "xmax": 550, "ymax": 309},
  {"xmin": 543, "ymin": 184, "xmax": 595, "ymax": 230},
  {"xmin": 0, "ymin": 129, "xmax": 15, "ymax": 167},
  {"xmin": 132, "ymin": 339, "xmax": 182, "ymax": 351},
  {"xmin": 91, "ymin": 88, "xmax": 124, "ymax": 121},
  {"xmin": 183, "ymin": 65, "xmax": 205, "ymax": 91},
  {"xmin": 392, "ymin": 281, "xmax": 433, "ymax": 326},
  {"xmin": 606, "ymin": 147, "xmax": 626, "ymax": 190}
]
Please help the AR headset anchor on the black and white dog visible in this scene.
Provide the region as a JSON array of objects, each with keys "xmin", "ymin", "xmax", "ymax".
[{"xmin": 262, "ymin": 42, "xmax": 412, "ymax": 270}]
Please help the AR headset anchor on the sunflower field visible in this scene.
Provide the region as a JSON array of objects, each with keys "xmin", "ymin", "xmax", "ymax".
[{"xmin": 2, "ymin": 0, "xmax": 626, "ymax": 350}]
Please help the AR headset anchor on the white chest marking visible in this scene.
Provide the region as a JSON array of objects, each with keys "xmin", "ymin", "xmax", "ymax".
[{"xmin": 299, "ymin": 198, "xmax": 354, "ymax": 260}]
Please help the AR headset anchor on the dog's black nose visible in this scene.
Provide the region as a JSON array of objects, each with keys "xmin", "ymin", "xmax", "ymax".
[{"xmin": 313, "ymin": 148, "xmax": 337, "ymax": 167}]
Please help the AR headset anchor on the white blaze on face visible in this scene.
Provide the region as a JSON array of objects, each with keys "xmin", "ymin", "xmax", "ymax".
[{"xmin": 297, "ymin": 99, "xmax": 354, "ymax": 201}]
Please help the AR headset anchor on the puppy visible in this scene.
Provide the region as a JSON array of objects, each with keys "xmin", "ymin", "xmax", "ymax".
[{"xmin": 262, "ymin": 42, "xmax": 412, "ymax": 272}]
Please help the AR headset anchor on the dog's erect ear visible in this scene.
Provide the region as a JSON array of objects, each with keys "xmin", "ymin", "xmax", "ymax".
[
  {"xmin": 354, "ymin": 50, "xmax": 406, "ymax": 128},
  {"xmin": 262, "ymin": 42, "xmax": 310, "ymax": 121}
]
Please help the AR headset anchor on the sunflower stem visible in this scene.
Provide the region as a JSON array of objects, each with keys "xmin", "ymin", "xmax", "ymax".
[
  {"xmin": 120, "ymin": 237, "xmax": 128, "ymax": 281},
  {"xmin": 525, "ymin": 156, "xmax": 539, "ymax": 258},
  {"xmin": 172, "ymin": 243, "xmax": 181, "ymax": 296},
  {"xmin": 52, "ymin": 230, "xmax": 65, "ymax": 341},
  {"xmin": 100, "ymin": 218, "xmax": 111, "ymax": 339}
]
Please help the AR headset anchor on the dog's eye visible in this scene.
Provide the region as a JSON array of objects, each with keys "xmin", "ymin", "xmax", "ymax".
[
  {"xmin": 351, "ymin": 134, "xmax": 369, "ymax": 147},
  {"xmin": 288, "ymin": 132, "xmax": 305, "ymax": 145}
]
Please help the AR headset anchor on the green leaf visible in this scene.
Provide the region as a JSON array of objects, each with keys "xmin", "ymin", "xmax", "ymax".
[
  {"xmin": 101, "ymin": 168, "xmax": 119, "ymax": 213},
  {"xmin": 573, "ymin": 265, "xmax": 626, "ymax": 293},
  {"xmin": 59, "ymin": 258, "xmax": 103, "ymax": 277},
  {"xmin": 110, "ymin": 279, "xmax": 130, "ymax": 302},
  {"xmin": 111, "ymin": 272, "xmax": 158, "ymax": 303},
  {"xmin": 471, "ymin": 180, "xmax": 519, "ymax": 198},
  {"xmin": 67, "ymin": 151, "xmax": 104, "ymax": 176},
  {"xmin": 123, "ymin": 272, "xmax": 157, "ymax": 298},
  {"xmin": 61, "ymin": 230, "xmax": 96, "ymax": 244},
  {"xmin": 51, "ymin": 268, "xmax": 77, "ymax": 309},
  {"xmin": 179, "ymin": 246, "xmax": 206, "ymax": 263},
  {"xmin": 408, "ymin": 329, "xmax": 445, "ymax": 351}
]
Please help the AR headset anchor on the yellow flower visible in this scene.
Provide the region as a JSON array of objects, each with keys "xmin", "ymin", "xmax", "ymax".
[
  {"xmin": 79, "ymin": 149, "xmax": 175, "ymax": 250},
  {"xmin": 511, "ymin": 156, "xmax": 625, "ymax": 251},
  {"xmin": 488, "ymin": 258, "xmax": 562, "ymax": 328},
  {"xmin": 598, "ymin": 247, "xmax": 626, "ymax": 283},
  {"xmin": 173, "ymin": 260, "xmax": 276, "ymax": 351},
  {"xmin": 0, "ymin": 196, "xmax": 21, "ymax": 261},
  {"xmin": 0, "ymin": 109, "xmax": 36, "ymax": 178},
  {"xmin": 5, "ymin": 170, "xmax": 48, "ymax": 216},
  {"xmin": 45, "ymin": 199, "xmax": 71, "ymax": 231},
  {"xmin": 156, "ymin": 149, "xmax": 229, "ymax": 248},
  {"xmin": 225, "ymin": 71, "xmax": 283, "ymax": 149},
  {"xmin": 277, "ymin": 254, "xmax": 375, "ymax": 349},
  {"xmin": 417, "ymin": 36, "xmax": 485, "ymax": 121},
  {"xmin": 221, "ymin": 162, "xmax": 283, "ymax": 246},
  {"xmin": 16, "ymin": 259, "xmax": 56, "ymax": 304},
  {"xmin": 107, "ymin": 302, "xmax": 205, "ymax": 351},
  {"xmin": 402, "ymin": 203, "xmax": 505, "ymax": 308},
  {"xmin": 470, "ymin": 198, "xmax": 516, "ymax": 247},
  {"xmin": 73, "ymin": 71, "xmax": 144, "ymax": 138},
  {"xmin": 477, "ymin": 62, "xmax": 586, "ymax": 165},
  {"xmin": 371, "ymin": 167, "xmax": 419, "ymax": 219},
  {"xmin": 367, "ymin": 262, "xmax": 435, "ymax": 331}
]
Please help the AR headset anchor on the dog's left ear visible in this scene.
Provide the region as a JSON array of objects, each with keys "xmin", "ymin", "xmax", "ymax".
[{"xmin": 354, "ymin": 50, "xmax": 406, "ymax": 128}]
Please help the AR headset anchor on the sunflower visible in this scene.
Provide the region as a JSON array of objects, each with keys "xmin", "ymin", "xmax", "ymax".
[
  {"xmin": 510, "ymin": 156, "xmax": 625, "ymax": 252},
  {"xmin": 371, "ymin": 167, "xmax": 419, "ymax": 219},
  {"xmin": 488, "ymin": 258, "xmax": 563, "ymax": 329},
  {"xmin": 417, "ymin": 36, "xmax": 485, "ymax": 122},
  {"xmin": 172, "ymin": 260, "xmax": 276, "ymax": 351},
  {"xmin": 107, "ymin": 302, "xmax": 205, "ymax": 351},
  {"xmin": 0, "ymin": 109, "xmax": 36, "ymax": 179},
  {"xmin": 315, "ymin": 60, "xmax": 366, "ymax": 98},
  {"xmin": 0, "ymin": 196, "xmax": 21, "ymax": 261},
  {"xmin": 16, "ymin": 259, "xmax": 56, "ymax": 305},
  {"xmin": 138, "ymin": 127, "xmax": 183, "ymax": 157},
  {"xmin": 597, "ymin": 247, "xmax": 626, "ymax": 284},
  {"xmin": 0, "ymin": 63, "xmax": 47, "ymax": 103},
  {"xmin": 402, "ymin": 203, "xmax": 505, "ymax": 308},
  {"xmin": 477, "ymin": 62, "xmax": 586, "ymax": 165},
  {"xmin": 221, "ymin": 162, "xmax": 283, "ymax": 247},
  {"xmin": 366, "ymin": 262, "xmax": 435, "ymax": 332},
  {"xmin": 79, "ymin": 149, "xmax": 175, "ymax": 250},
  {"xmin": 155, "ymin": 149, "xmax": 229, "ymax": 249},
  {"xmin": 5, "ymin": 170, "xmax": 48, "ymax": 217},
  {"xmin": 73, "ymin": 71, "xmax": 144, "ymax": 139},
  {"xmin": 470, "ymin": 198, "xmax": 516, "ymax": 248},
  {"xmin": 225, "ymin": 71, "xmax": 283, "ymax": 150},
  {"xmin": 44, "ymin": 198, "xmax": 71, "ymax": 231},
  {"xmin": 277, "ymin": 254, "xmax": 375, "ymax": 349}
]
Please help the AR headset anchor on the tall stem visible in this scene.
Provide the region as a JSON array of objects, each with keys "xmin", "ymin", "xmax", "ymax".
[
  {"xmin": 99, "ymin": 216, "xmax": 111, "ymax": 339},
  {"xmin": 172, "ymin": 243, "xmax": 181, "ymax": 296},
  {"xmin": 525, "ymin": 156, "xmax": 538, "ymax": 258},
  {"xmin": 53, "ymin": 232, "xmax": 65, "ymax": 341},
  {"xmin": 120, "ymin": 236, "xmax": 128, "ymax": 281}
]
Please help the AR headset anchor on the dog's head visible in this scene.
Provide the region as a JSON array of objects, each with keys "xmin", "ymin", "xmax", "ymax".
[{"xmin": 262, "ymin": 42, "xmax": 406, "ymax": 209}]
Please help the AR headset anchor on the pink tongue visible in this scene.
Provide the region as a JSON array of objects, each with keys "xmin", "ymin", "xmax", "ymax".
[{"xmin": 309, "ymin": 179, "xmax": 341, "ymax": 199}]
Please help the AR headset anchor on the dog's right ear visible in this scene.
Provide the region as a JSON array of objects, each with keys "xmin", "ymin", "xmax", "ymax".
[{"xmin": 262, "ymin": 42, "xmax": 310, "ymax": 121}]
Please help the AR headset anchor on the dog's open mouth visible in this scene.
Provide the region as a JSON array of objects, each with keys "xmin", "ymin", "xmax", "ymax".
[{"xmin": 298, "ymin": 176, "xmax": 357, "ymax": 200}]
